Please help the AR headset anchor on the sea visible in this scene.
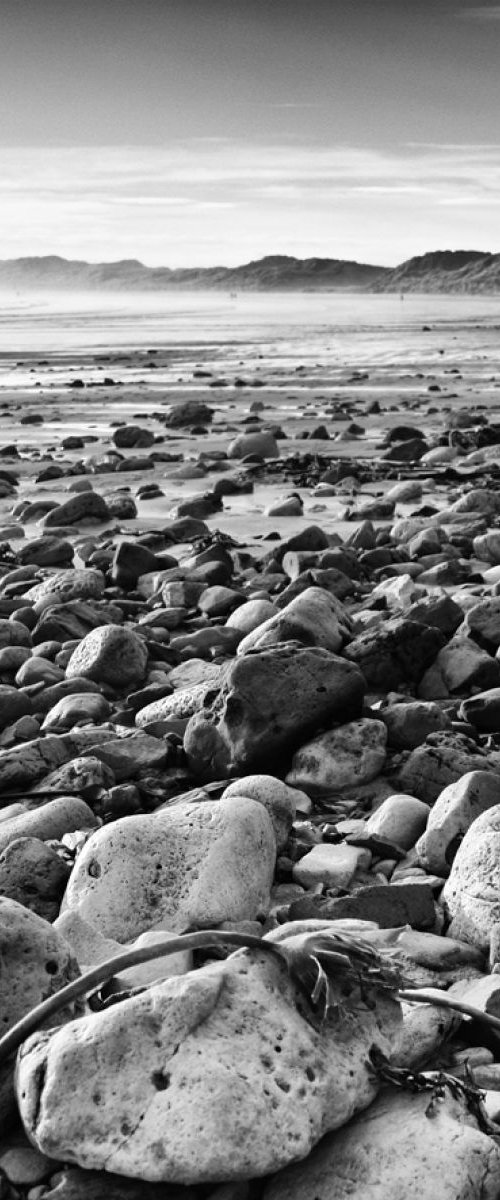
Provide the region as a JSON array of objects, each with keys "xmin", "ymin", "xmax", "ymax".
[{"xmin": 0, "ymin": 290, "xmax": 499, "ymax": 354}]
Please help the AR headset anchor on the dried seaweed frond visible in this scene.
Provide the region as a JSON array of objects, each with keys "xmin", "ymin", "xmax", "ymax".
[{"xmin": 369, "ymin": 1045, "xmax": 500, "ymax": 1138}]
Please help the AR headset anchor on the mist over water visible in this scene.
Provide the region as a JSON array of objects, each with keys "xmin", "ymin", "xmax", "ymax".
[{"xmin": 0, "ymin": 290, "xmax": 499, "ymax": 354}]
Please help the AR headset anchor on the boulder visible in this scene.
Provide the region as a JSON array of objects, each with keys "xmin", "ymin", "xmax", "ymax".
[
  {"xmin": 460, "ymin": 688, "xmax": 500, "ymax": 733},
  {"xmin": 42, "ymin": 692, "xmax": 112, "ymax": 732},
  {"xmin": 366, "ymin": 793, "xmax": 430, "ymax": 850},
  {"xmin": 398, "ymin": 735, "xmax": 500, "ymax": 804},
  {"xmin": 0, "ymin": 796, "xmax": 98, "ymax": 856},
  {"xmin": 428, "ymin": 632, "xmax": 500, "ymax": 695},
  {"xmin": 263, "ymin": 1084, "xmax": 500, "ymax": 1200},
  {"xmin": 226, "ymin": 598, "xmax": 278, "ymax": 633},
  {"xmin": 0, "ymin": 735, "xmax": 74, "ymax": 795},
  {"xmin": 227, "ymin": 431, "xmax": 279, "ymax": 459},
  {"xmin": 443, "ymin": 804, "xmax": 500, "ymax": 948},
  {"xmin": 221, "ymin": 774, "xmax": 301, "ymax": 851},
  {"xmin": 65, "ymin": 625, "xmax": 148, "ymax": 689},
  {"xmin": 16, "ymin": 935, "xmax": 402, "ymax": 1182},
  {"xmin": 17, "ymin": 537, "xmax": 74, "ymax": 567},
  {"xmin": 44, "ymin": 493, "xmax": 110, "ymax": 528},
  {"xmin": 183, "ymin": 645, "xmax": 365, "ymax": 779},
  {"xmin": 236, "ymin": 588, "xmax": 348, "ymax": 655},
  {"xmin": 61, "ymin": 796, "xmax": 277, "ymax": 940},
  {"xmin": 112, "ymin": 425, "xmax": 155, "ymax": 448},
  {"xmin": 163, "ymin": 401, "xmax": 214, "ymax": 428},
  {"xmin": 0, "ymin": 836, "xmax": 69, "ymax": 921},
  {"xmin": 25, "ymin": 569, "xmax": 105, "ymax": 614},
  {"xmin": 416, "ymin": 771, "xmax": 500, "ymax": 876},
  {"xmin": 379, "ymin": 700, "xmax": 451, "ymax": 749},
  {"xmin": 286, "ymin": 719, "xmax": 387, "ymax": 796},
  {"xmin": 0, "ymin": 897, "xmax": 79, "ymax": 1123},
  {"xmin": 343, "ymin": 618, "xmax": 445, "ymax": 690}
]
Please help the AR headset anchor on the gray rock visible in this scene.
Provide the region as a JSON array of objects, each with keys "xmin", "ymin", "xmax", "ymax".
[
  {"xmin": 25, "ymin": 569, "xmax": 105, "ymax": 614},
  {"xmin": 221, "ymin": 774, "xmax": 301, "ymax": 851},
  {"xmin": 44, "ymin": 493, "xmax": 110, "ymax": 528},
  {"xmin": 0, "ymin": 796, "xmax": 98, "ymax": 856},
  {"xmin": 416, "ymin": 770, "xmax": 500, "ymax": 876},
  {"xmin": 0, "ymin": 897, "xmax": 79, "ymax": 1124},
  {"xmin": 0, "ymin": 735, "xmax": 73, "ymax": 793},
  {"xmin": 236, "ymin": 587, "xmax": 347, "ymax": 655},
  {"xmin": 263, "ymin": 1084, "xmax": 500, "ymax": 1200},
  {"xmin": 16, "ymin": 935, "xmax": 401, "ymax": 1182},
  {"xmin": 366, "ymin": 793, "xmax": 430, "ymax": 850},
  {"xmin": 42, "ymin": 692, "xmax": 112, "ymax": 732},
  {"xmin": 17, "ymin": 537, "xmax": 74, "ymax": 567},
  {"xmin": 66, "ymin": 624, "xmax": 148, "ymax": 688},
  {"xmin": 112, "ymin": 425, "xmax": 155, "ymax": 448},
  {"xmin": 0, "ymin": 836, "xmax": 69, "ymax": 921},
  {"xmin": 379, "ymin": 700, "xmax": 451, "ymax": 750},
  {"xmin": 286, "ymin": 719, "xmax": 387, "ymax": 796},
  {"xmin": 343, "ymin": 618, "xmax": 445, "ymax": 690},
  {"xmin": 398, "ymin": 736, "xmax": 500, "ymax": 804},
  {"xmin": 61, "ymin": 796, "xmax": 277, "ymax": 940},
  {"xmin": 443, "ymin": 804, "xmax": 500, "ymax": 948},
  {"xmin": 184, "ymin": 645, "xmax": 365, "ymax": 780},
  {"xmin": 226, "ymin": 598, "xmax": 278, "ymax": 633},
  {"xmin": 227, "ymin": 431, "xmax": 279, "ymax": 459},
  {"xmin": 0, "ymin": 685, "xmax": 33, "ymax": 731}
]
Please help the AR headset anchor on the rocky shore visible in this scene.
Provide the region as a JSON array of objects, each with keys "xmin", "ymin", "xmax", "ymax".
[{"xmin": 2, "ymin": 314, "xmax": 500, "ymax": 1198}]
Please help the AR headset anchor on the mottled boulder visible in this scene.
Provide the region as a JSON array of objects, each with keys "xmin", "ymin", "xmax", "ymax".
[
  {"xmin": 398, "ymin": 735, "xmax": 500, "ymax": 804},
  {"xmin": 61, "ymin": 796, "xmax": 276, "ymax": 940},
  {"xmin": 16, "ymin": 936, "xmax": 401, "ymax": 1182},
  {"xmin": 263, "ymin": 1084, "xmax": 500, "ymax": 1200},
  {"xmin": 443, "ymin": 804, "xmax": 500, "ymax": 948},
  {"xmin": 343, "ymin": 618, "xmax": 445, "ymax": 690},
  {"xmin": 184, "ymin": 644, "xmax": 365, "ymax": 779},
  {"xmin": 25, "ymin": 569, "xmax": 105, "ymax": 614},
  {"xmin": 286, "ymin": 719, "xmax": 387, "ymax": 796},
  {"xmin": 0, "ymin": 836, "xmax": 69, "ymax": 921},
  {"xmin": 44, "ymin": 492, "xmax": 110, "ymax": 528},
  {"xmin": 66, "ymin": 624, "xmax": 148, "ymax": 688}
]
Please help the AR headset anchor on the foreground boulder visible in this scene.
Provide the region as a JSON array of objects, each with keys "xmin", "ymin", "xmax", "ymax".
[
  {"xmin": 264, "ymin": 1083, "xmax": 500, "ymax": 1200},
  {"xmin": 16, "ymin": 937, "xmax": 402, "ymax": 1182},
  {"xmin": 61, "ymin": 796, "xmax": 277, "ymax": 940},
  {"xmin": 184, "ymin": 644, "xmax": 365, "ymax": 779}
]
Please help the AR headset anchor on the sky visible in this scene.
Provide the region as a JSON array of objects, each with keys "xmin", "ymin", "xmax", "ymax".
[{"xmin": 1, "ymin": 0, "xmax": 499, "ymax": 267}]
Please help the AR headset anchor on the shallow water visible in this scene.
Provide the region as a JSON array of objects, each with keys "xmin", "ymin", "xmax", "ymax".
[{"xmin": 0, "ymin": 290, "xmax": 499, "ymax": 353}]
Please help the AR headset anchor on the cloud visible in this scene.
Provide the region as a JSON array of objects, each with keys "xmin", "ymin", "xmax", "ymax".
[
  {"xmin": 459, "ymin": 5, "xmax": 500, "ymax": 18},
  {"xmin": 0, "ymin": 139, "xmax": 499, "ymax": 265}
]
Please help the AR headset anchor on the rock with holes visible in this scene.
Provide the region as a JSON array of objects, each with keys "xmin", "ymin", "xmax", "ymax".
[
  {"xmin": 16, "ymin": 933, "xmax": 402, "ymax": 1182},
  {"xmin": 184, "ymin": 644, "xmax": 365, "ymax": 780},
  {"xmin": 65, "ymin": 625, "xmax": 148, "ymax": 689},
  {"xmin": 61, "ymin": 796, "xmax": 277, "ymax": 941},
  {"xmin": 443, "ymin": 804, "xmax": 500, "ymax": 949},
  {"xmin": 416, "ymin": 771, "xmax": 500, "ymax": 876},
  {"xmin": 263, "ymin": 1082, "xmax": 500, "ymax": 1200},
  {"xmin": 0, "ymin": 897, "xmax": 79, "ymax": 1124}
]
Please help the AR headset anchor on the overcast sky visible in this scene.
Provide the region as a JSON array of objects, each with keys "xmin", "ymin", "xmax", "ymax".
[{"xmin": 1, "ymin": 0, "xmax": 499, "ymax": 266}]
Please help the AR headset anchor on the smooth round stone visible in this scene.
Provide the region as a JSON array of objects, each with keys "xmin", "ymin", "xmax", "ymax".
[{"xmin": 366, "ymin": 794, "xmax": 430, "ymax": 850}]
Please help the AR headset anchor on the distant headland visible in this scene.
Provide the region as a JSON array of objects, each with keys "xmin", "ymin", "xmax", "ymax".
[{"xmin": 0, "ymin": 249, "xmax": 498, "ymax": 293}]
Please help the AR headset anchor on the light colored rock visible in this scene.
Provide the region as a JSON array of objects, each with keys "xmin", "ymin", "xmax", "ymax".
[
  {"xmin": 16, "ymin": 935, "xmax": 402, "ymax": 1182},
  {"xmin": 430, "ymin": 632, "xmax": 500, "ymax": 694},
  {"xmin": 292, "ymin": 843, "xmax": 371, "ymax": 888},
  {"xmin": 286, "ymin": 719, "xmax": 387, "ymax": 796},
  {"xmin": 221, "ymin": 775, "xmax": 299, "ymax": 851},
  {"xmin": 416, "ymin": 770, "xmax": 500, "ymax": 875},
  {"xmin": 236, "ymin": 587, "xmax": 347, "ymax": 655},
  {"xmin": 263, "ymin": 1083, "xmax": 500, "ymax": 1200},
  {"xmin": 65, "ymin": 624, "xmax": 148, "ymax": 688},
  {"xmin": 135, "ymin": 682, "xmax": 214, "ymax": 727},
  {"xmin": 184, "ymin": 645, "xmax": 365, "ymax": 780},
  {"xmin": 227, "ymin": 431, "xmax": 279, "ymax": 459},
  {"xmin": 443, "ymin": 804, "xmax": 500, "ymax": 948},
  {"xmin": 226, "ymin": 598, "xmax": 278, "ymax": 634},
  {"xmin": 0, "ymin": 897, "xmax": 80, "ymax": 1123},
  {"xmin": 366, "ymin": 793, "xmax": 430, "ymax": 850},
  {"xmin": 54, "ymin": 910, "xmax": 191, "ymax": 983},
  {"xmin": 368, "ymin": 574, "xmax": 424, "ymax": 611},
  {"xmin": 61, "ymin": 797, "xmax": 276, "ymax": 941},
  {"xmin": 0, "ymin": 796, "xmax": 97, "ymax": 856},
  {"xmin": 41, "ymin": 692, "xmax": 112, "ymax": 732}
]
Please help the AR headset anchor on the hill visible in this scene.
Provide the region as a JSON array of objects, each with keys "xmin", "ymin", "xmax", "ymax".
[{"xmin": 374, "ymin": 250, "xmax": 500, "ymax": 294}]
